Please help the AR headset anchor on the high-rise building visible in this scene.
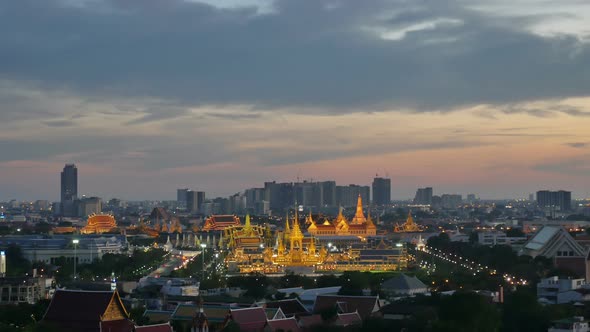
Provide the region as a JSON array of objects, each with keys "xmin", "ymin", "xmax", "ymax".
[
  {"xmin": 177, "ymin": 188, "xmax": 189, "ymax": 209},
  {"xmin": 372, "ymin": 177, "xmax": 391, "ymax": 206},
  {"xmin": 245, "ymin": 188, "xmax": 265, "ymax": 209},
  {"xmin": 537, "ymin": 190, "xmax": 572, "ymax": 212},
  {"xmin": 441, "ymin": 194, "xmax": 462, "ymax": 209},
  {"xmin": 413, "ymin": 187, "xmax": 433, "ymax": 205},
  {"xmin": 78, "ymin": 197, "xmax": 102, "ymax": 217},
  {"xmin": 320, "ymin": 181, "xmax": 336, "ymax": 207},
  {"xmin": 336, "ymin": 185, "xmax": 370, "ymax": 207},
  {"xmin": 60, "ymin": 164, "xmax": 78, "ymax": 217},
  {"xmin": 187, "ymin": 190, "xmax": 206, "ymax": 213},
  {"xmin": 294, "ymin": 181, "xmax": 323, "ymax": 208},
  {"xmin": 264, "ymin": 181, "xmax": 294, "ymax": 212}
]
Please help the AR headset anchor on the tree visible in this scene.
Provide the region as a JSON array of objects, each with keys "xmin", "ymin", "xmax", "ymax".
[
  {"xmin": 435, "ymin": 292, "xmax": 500, "ymax": 332},
  {"xmin": 501, "ymin": 288, "xmax": 550, "ymax": 332},
  {"xmin": 5, "ymin": 244, "xmax": 32, "ymax": 277}
]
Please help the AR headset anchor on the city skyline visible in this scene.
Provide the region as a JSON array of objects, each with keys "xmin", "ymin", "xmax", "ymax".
[
  {"xmin": 0, "ymin": 163, "xmax": 584, "ymax": 202},
  {"xmin": 1, "ymin": 0, "xmax": 590, "ymax": 200}
]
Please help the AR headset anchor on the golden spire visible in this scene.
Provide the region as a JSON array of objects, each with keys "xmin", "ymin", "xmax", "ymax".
[
  {"xmin": 277, "ymin": 231, "xmax": 285, "ymax": 255},
  {"xmin": 243, "ymin": 214, "xmax": 253, "ymax": 236},
  {"xmin": 309, "ymin": 237, "xmax": 316, "ymax": 255},
  {"xmin": 291, "ymin": 208, "xmax": 304, "ymax": 241},
  {"xmin": 406, "ymin": 210, "xmax": 414, "ymax": 226},
  {"xmin": 285, "ymin": 211, "xmax": 291, "ymax": 234},
  {"xmin": 351, "ymin": 194, "xmax": 367, "ymax": 224},
  {"xmin": 366, "ymin": 207, "xmax": 376, "ymax": 228}
]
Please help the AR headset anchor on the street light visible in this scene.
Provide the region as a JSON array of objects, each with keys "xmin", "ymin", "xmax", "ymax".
[
  {"xmin": 72, "ymin": 239, "xmax": 79, "ymax": 280},
  {"xmin": 200, "ymin": 243, "xmax": 206, "ymax": 278}
]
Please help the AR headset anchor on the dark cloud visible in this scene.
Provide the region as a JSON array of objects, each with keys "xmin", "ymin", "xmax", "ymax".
[
  {"xmin": 498, "ymin": 104, "xmax": 590, "ymax": 117},
  {"xmin": 204, "ymin": 112, "xmax": 263, "ymax": 120},
  {"xmin": 0, "ymin": 0, "xmax": 588, "ymax": 114},
  {"xmin": 565, "ymin": 142, "xmax": 588, "ymax": 148},
  {"xmin": 42, "ymin": 120, "xmax": 75, "ymax": 127}
]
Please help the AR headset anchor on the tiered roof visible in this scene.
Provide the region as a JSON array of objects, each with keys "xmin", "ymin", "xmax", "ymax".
[
  {"xmin": 229, "ymin": 307, "xmax": 268, "ymax": 332},
  {"xmin": 203, "ymin": 215, "xmax": 241, "ymax": 231},
  {"xmin": 81, "ymin": 213, "xmax": 118, "ymax": 234},
  {"xmin": 313, "ymin": 295, "xmax": 380, "ymax": 320},
  {"xmin": 41, "ymin": 290, "xmax": 132, "ymax": 332}
]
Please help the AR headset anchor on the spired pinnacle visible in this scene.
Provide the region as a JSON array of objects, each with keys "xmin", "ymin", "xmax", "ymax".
[
  {"xmin": 285, "ymin": 211, "xmax": 291, "ymax": 233},
  {"xmin": 352, "ymin": 194, "xmax": 367, "ymax": 224}
]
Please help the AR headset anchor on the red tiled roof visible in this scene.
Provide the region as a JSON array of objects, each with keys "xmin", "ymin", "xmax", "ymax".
[
  {"xmin": 100, "ymin": 319, "xmax": 135, "ymax": 332},
  {"xmin": 265, "ymin": 299, "xmax": 308, "ymax": 317},
  {"xmin": 230, "ymin": 307, "xmax": 268, "ymax": 332},
  {"xmin": 298, "ymin": 314, "xmax": 323, "ymax": 328},
  {"xmin": 267, "ymin": 317, "xmax": 301, "ymax": 332},
  {"xmin": 134, "ymin": 323, "xmax": 173, "ymax": 332},
  {"xmin": 313, "ymin": 295, "xmax": 379, "ymax": 320},
  {"xmin": 334, "ymin": 312, "xmax": 362, "ymax": 327},
  {"xmin": 210, "ymin": 215, "xmax": 240, "ymax": 223}
]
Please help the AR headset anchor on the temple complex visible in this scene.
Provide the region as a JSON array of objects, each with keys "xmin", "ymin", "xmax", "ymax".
[
  {"xmin": 80, "ymin": 213, "xmax": 118, "ymax": 234},
  {"xmin": 394, "ymin": 211, "xmax": 423, "ymax": 233},
  {"xmin": 224, "ymin": 210, "xmax": 407, "ymax": 274},
  {"xmin": 307, "ymin": 195, "xmax": 377, "ymax": 237},
  {"xmin": 225, "ymin": 211, "xmax": 325, "ymax": 273}
]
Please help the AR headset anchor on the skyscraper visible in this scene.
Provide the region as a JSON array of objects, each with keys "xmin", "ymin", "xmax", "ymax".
[
  {"xmin": 177, "ymin": 188, "xmax": 189, "ymax": 209},
  {"xmin": 60, "ymin": 164, "xmax": 78, "ymax": 217},
  {"xmin": 537, "ymin": 190, "xmax": 572, "ymax": 212},
  {"xmin": 187, "ymin": 190, "xmax": 206, "ymax": 213},
  {"xmin": 372, "ymin": 177, "xmax": 391, "ymax": 205},
  {"xmin": 336, "ymin": 184, "xmax": 370, "ymax": 207},
  {"xmin": 413, "ymin": 187, "xmax": 433, "ymax": 205}
]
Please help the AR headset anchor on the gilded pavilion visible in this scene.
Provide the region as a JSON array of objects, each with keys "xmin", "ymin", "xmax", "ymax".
[
  {"xmin": 394, "ymin": 211, "xmax": 423, "ymax": 233},
  {"xmin": 80, "ymin": 213, "xmax": 118, "ymax": 234},
  {"xmin": 307, "ymin": 194, "xmax": 377, "ymax": 237}
]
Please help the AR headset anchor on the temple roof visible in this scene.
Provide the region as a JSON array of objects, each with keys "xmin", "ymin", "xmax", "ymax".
[
  {"xmin": 86, "ymin": 214, "xmax": 117, "ymax": 227},
  {"xmin": 267, "ymin": 317, "xmax": 301, "ymax": 332},
  {"xmin": 313, "ymin": 295, "xmax": 380, "ymax": 320},
  {"xmin": 230, "ymin": 307, "xmax": 268, "ymax": 332},
  {"xmin": 265, "ymin": 299, "xmax": 308, "ymax": 317},
  {"xmin": 42, "ymin": 290, "xmax": 130, "ymax": 332},
  {"xmin": 381, "ymin": 274, "xmax": 427, "ymax": 292},
  {"xmin": 207, "ymin": 215, "xmax": 240, "ymax": 224}
]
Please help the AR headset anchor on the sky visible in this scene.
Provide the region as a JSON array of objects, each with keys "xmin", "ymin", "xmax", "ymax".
[{"xmin": 0, "ymin": 0, "xmax": 590, "ymax": 201}]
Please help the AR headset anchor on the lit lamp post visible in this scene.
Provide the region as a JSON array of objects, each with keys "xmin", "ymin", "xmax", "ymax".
[
  {"xmin": 200, "ymin": 243, "xmax": 206, "ymax": 278},
  {"xmin": 72, "ymin": 239, "xmax": 79, "ymax": 280}
]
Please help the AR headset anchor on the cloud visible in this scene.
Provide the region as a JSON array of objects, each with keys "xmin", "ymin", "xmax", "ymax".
[
  {"xmin": 204, "ymin": 112, "xmax": 263, "ymax": 120},
  {"xmin": 565, "ymin": 142, "xmax": 588, "ymax": 148},
  {"xmin": 0, "ymin": 0, "xmax": 588, "ymax": 115},
  {"xmin": 533, "ymin": 155, "xmax": 590, "ymax": 176},
  {"xmin": 42, "ymin": 120, "xmax": 75, "ymax": 127}
]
